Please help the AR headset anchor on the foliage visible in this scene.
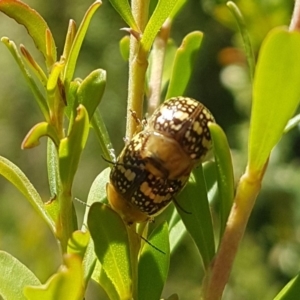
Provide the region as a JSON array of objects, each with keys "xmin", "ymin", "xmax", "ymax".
[{"xmin": 0, "ymin": 0, "xmax": 300, "ymax": 299}]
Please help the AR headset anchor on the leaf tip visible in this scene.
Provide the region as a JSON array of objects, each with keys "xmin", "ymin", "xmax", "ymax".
[{"xmin": 120, "ymin": 27, "xmax": 141, "ymax": 40}]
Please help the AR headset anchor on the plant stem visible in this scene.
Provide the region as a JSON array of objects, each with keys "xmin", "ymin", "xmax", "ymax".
[
  {"xmin": 126, "ymin": 0, "xmax": 150, "ymax": 140},
  {"xmin": 290, "ymin": 0, "xmax": 300, "ymax": 31},
  {"xmin": 127, "ymin": 224, "xmax": 141, "ymax": 299},
  {"xmin": 202, "ymin": 165, "xmax": 266, "ymax": 300},
  {"xmin": 147, "ymin": 18, "xmax": 171, "ymax": 115},
  {"xmin": 125, "ymin": 2, "xmax": 150, "ymax": 298},
  {"xmin": 57, "ymin": 186, "xmax": 76, "ymax": 253}
]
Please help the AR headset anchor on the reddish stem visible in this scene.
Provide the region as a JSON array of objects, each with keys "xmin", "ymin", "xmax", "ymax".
[
  {"xmin": 290, "ymin": 0, "xmax": 300, "ymax": 31},
  {"xmin": 202, "ymin": 163, "xmax": 267, "ymax": 300}
]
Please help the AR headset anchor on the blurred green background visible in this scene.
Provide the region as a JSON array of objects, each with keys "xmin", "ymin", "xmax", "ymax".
[{"xmin": 0, "ymin": 0, "xmax": 299, "ymax": 299}]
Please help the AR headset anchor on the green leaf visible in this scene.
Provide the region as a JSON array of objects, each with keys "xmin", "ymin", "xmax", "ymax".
[
  {"xmin": 20, "ymin": 45, "xmax": 48, "ymax": 86},
  {"xmin": 47, "ymin": 139, "xmax": 60, "ymax": 197},
  {"xmin": 108, "ymin": 0, "xmax": 139, "ymax": 31},
  {"xmin": 202, "ymin": 161, "xmax": 218, "ymax": 204},
  {"xmin": 91, "ymin": 110, "xmax": 116, "ymax": 162},
  {"xmin": 138, "ymin": 222, "xmax": 170, "ymax": 300},
  {"xmin": 284, "ymin": 113, "xmax": 300, "ymax": 133},
  {"xmin": 46, "ymin": 61, "xmax": 65, "ymax": 127},
  {"xmin": 166, "ymin": 31, "xmax": 203, "ymax": 99},
  {"xmin": 169, "ymin": 0, "xmax": 187, "ymax": 19},
  {"xmin": 67, "ymin": 231, "xmax": 96, "ymax": 286},
  {"xmin": 249, "ymin": 28, "xmax": 300, "ymax": 174},
  {"xmin": 24, "ymin": 254, "xmax": 84, "ymax": 300},
  {"xmin": 161, "ymin": 39, "xmax": 177, "ymax": 92},
  {"xmin": 1, "ymin": 37, "xmax": 49, "ymax": 121},
  {"xmin": 0, "ymin": 0, "xmax": 57, "ymax": 65},
  {"xmin": 80, "ymin": 168, "xmax": 109, "ymax": 289},
  {"xmin": 64, "ymin": 80, "xmax": 80, "ymax": 128},
  {"xmin": 86, "ymin": 168, "xmax": 110, "ymax": 206},
  {"xmin": 63, "ymin": 1, "xmax": 102, "ymax": 86},
  {"xmin": 119, "ymin": 35, "xmax": 130, "ymax": 61},
  {"xmin": 77, "ymin": 69, "xmax": 106, "ymax": 120},
  {"xmin": 177, "ymin": 164, "xmax": 215, "ymax": 269},
  {"xmin": 47, "ymin": 61, "xmax": 65, "ymax": 96},
  {"xmin": 0, "ymin": 155, "xmax": 55, "ymax": 234},
  {"xmin": 67, "ymin": 230, "xmax": 90, "ymax": 259},
  {"xmin": 227, "ymin": 1, "xmax": 255, "ymax": 82},
  {"xmin": 274, "ymin": 273, "xmax": 300, "ymax": 300},
  {"xmin": 141, "ymin": 0, "xmax": 178, "ymax": 53},
  {"xmin": 21, "ymin": 122, "xmax": 60, "ymax": 149},
  {"xmin": 59, "ymin": 105, "xmax": 89, "ymax": 188},
  {"xmin": 168, "ymin": 208, "xmax": 186, "ymax": 253},
  {"xmin": 209, "ymin": 123, "xmax": 234, "ymax": 240},
  {"xmin": 91, "ymin": 260, "xmax": 120, "ymax": 300},
  {"xmin": 81, "ymin": 237, "xmax": 97, "ymax": 285},
  {"xmin": 62, "ymin": 20, "xmax": 77, "ymax": 63},
  {"xmin": 82, "ymin": 167, "xmax": 110, "ymax": 228},
  {"xmin": 88, "ymin": 202, "xmax": 132, "ymax": 300},
  {"xmin": 44, "ymin": 195, "xmax": 60, "ymax": 226},
  {"xmin": 0, "ymin": 251, "xmax": 41, "ymax": 300}
]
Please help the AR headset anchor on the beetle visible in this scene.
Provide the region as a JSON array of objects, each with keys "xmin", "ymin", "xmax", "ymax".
[{"xmin": 107, "ymin": 97, "xmax": 215, "ymax": 224}]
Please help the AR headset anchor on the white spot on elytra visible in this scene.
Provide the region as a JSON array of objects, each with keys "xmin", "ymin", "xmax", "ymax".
[{"xmin": 193, "ymin": 121, "xmax": 203, "ymax": 135}]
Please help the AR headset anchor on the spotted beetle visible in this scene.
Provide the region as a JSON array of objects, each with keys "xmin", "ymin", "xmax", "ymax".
[{"xmin": 107, "ymin": 97, "xmax": 215, "ymax": 224}]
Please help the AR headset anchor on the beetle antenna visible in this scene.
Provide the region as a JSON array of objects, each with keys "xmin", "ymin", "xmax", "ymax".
[
  {"xmin": 74, "ymin": 197, "xmax": 90, "ymax": 207},
  {"xmin": 140, "ymin": 235, "xmax": 166, "ymax": 254},
  {"xmin": 172, "ymin": 197, "xmax": 192, "ymax": 215}
]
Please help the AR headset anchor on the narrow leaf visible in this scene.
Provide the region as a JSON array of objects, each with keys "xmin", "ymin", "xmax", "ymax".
[
  {"xmin": 77, "ymin": 69, "xmax": 106, "ymax": 120},
  {"xmin": 141, "ymin": 0, "xmax": 178, "ymax": 53},
  {"xmin": 63, "ymin": 1, "xmax": 102, "ymax": 86},
  {"xmin": 108, "ymin": 0, "xmax": 139, "ymax": 31},
  {"xmin": 91, "ymin": 109, "xmax": 116, "ymax": 162},
  {"xmin": 47, "ymin": 61, "xmax": 65, "ymax": 95},
  {"xmin": 209, "ymin": 123, "xmax": 234, "ymax": 240},
  {"xmin": 227, "ymin": 1, "xmax": 255, "ymax": 82},
  {"xmin": 0, "ymin": 251, "xmax": 40, "ymax": 300},
  {"xmin": 62, "ymin": 20, "xmax": 77, "ymax": 62},
  {"xmin": 166, "ymin": 31, "xmax": 203, "ymax": 99},
  {"xmin": 47, "ymin": 139, "xmax": 60, "ymax": 197},
  {"xmin": 20, "ymin": 45, "xmax": 48, "ymax": 86},
  {"xmin": 0, "ymin": 0, "xmax": 56, "ymax": 63},
  {"xmin": 21, "ymin": 122, "xmax": 59, "ymax": 149},
  {"xmin": 1, "ymin": 37, "xmax": 49, "ymax": 121},
  {"xmin": 64, "ymin": 80, "xmax": 80, "ymax": 127},
  {"xmin": 169, "ymin": 0, "xmax": 187, "ymax": 19},
  {"xmin": 86, "ymin": 167, "xmax": 110, "ymax": 206},
  {"xmin": 81, "ymin": 238, "xmax": 97, "ymax": 285},
  {"xmin": 88, "ymin": 202, "xmax": 132, "ymax": 300},
  {"xmin": 44, "ymin": 195, "xmax": 60, "ymax": 226},
  {"xmin": 119, "ymin": 35, "xmax": 130, "ymax": 61},
  {"xmin": 59, "ymin": 105, "xmax": 89, "ymax": 188},
  {"xmin": 138, "ymin": 222, "xmax": 170, "ymax": 300},
  {"xmin": 161, "ymin": 39, "xmax": 177, "ymax": 91},
  {"xmin": 284, "ymin": 113, "xmax": 300, "ymax": 133},
  {"xmin": 82, "ymin": 167, "xmax": 110, "ymax": 228},
  {"xmin": 203, "ymin": 161, "xmax": 218, "ymax": 204},
  {"xmin": 177, "ymin": 164, "xmax": 215, "ymax": 269},
  {"xmin": 91, "ymin": 260, "xmax": 120, "ymax": 300},
  {"xmin": 0, "ymin": 156, "xmax": 55, "ymax": 233},
  {"xmin": 168, "ymin": 208, "xmax": 186, "ymax": 253},
  {"xmin": 249, "ymin": 28, "xmax": 300, "ymax": 174},
  {"xmin": 274, "ymin": 273, "xmax": 300, "ymax": 300}
]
